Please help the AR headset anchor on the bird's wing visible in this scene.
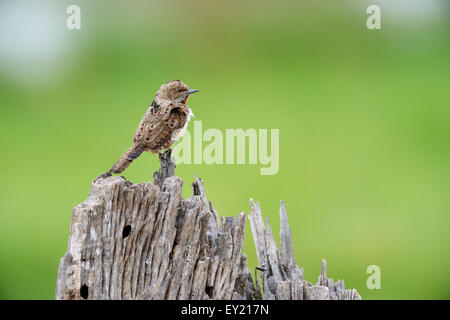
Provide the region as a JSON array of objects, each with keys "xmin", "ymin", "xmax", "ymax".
[{"xmin": 134, "ymin": 100, "xmax": 188, "ymax": 153}]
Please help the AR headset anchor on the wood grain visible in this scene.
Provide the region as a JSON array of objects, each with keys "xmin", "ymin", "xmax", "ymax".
[{"xmin": 56, "ymin": 158, "xmax": 361, "ymax": 300}]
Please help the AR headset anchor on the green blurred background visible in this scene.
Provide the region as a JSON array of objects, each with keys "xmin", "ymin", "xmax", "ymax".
[{"xmin": 0, "ymin": 0, "xmax": 449, "ymax": 299}]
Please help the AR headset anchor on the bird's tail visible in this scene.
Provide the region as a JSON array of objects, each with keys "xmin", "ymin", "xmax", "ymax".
[{"xmin": 109, "ymin": 145, "xmax": 143, "ymax": 174}]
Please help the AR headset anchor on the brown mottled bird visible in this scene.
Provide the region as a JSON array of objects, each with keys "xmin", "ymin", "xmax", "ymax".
[{"xmin": 108, "ymin": 80, "xmax": 198, "ymax": 174}]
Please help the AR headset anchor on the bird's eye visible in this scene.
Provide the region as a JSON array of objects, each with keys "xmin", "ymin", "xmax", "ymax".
[{"xmin": 177, "ymin": 89, "xmax": 183, "ymax": 93}]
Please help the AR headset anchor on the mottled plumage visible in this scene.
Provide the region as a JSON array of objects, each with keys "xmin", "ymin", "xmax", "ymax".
[{"xmin": 109, "ymin": 80, "xmax": 198, "ymax": 174}]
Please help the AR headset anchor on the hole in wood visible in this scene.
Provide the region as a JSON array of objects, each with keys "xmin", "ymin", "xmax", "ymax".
[
  {"xmin": 80, "ymin": 284, "xmax": 88, "ymax": 299},
  {"xmin": 205, "ymin": 286, "xmax": 214, "ymax": 298},
  {"xmin": 122, "ymin": 225, "xmax": 131, "ymax": 238}
]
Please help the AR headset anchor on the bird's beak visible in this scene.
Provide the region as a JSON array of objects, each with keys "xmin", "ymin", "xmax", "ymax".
[{"xmin": 187, "ymin": 89, "xmax": 199, "ymax": 95}]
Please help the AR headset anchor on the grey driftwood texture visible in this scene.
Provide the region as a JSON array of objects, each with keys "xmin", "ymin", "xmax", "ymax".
[
  {"xmin": 56, "ymin": 156, "xmax": 361, "ymax": 300},
  {"xmin": 248, "ymin": 200, "xmax": 361, "ymax": 300}
]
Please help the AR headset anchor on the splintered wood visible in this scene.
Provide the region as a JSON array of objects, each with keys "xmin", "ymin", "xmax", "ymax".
[
  {"xmin": 248, "ymin": 199, "xmax": 361, "ymax": 300},
  {"xmin": 56, "ymin": 161, "xmax": 361, "ymax": 300}
]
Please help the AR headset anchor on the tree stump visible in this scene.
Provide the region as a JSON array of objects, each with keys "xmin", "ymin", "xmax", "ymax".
[{"xmin": 56, "ymin": 155, "xmax": 361, "ymax": 300}]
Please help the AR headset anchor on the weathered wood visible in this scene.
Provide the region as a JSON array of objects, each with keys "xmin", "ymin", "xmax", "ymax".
[
  {"xmin": 56, "ymin": 155, "xmax": 248, "ymax": 300},
  {"xmin": 248, "ymin": 199, "xmax": 361, "ymax": 300},
  {"xmin": 153, "ymin": 148, "xmax": 176, "ymax": 188},
  {"xmin": 56, "ymin": 156, "xmax": 361, "ymax": 300}
]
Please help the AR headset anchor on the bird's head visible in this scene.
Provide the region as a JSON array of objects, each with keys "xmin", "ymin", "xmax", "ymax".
[{"xmin": 156, "ymin": 80, "xmax": 199, "ymax": 104}]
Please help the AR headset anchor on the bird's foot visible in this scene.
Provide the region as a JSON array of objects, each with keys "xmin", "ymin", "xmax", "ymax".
[{"xmin": 158, "ymin": 148, "xmax": 173, "ymax": 168}]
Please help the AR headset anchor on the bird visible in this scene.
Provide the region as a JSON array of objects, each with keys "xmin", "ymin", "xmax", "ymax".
[{"xmin": 107, "ymin": 80, "xmax": 199, "ymax": 174}]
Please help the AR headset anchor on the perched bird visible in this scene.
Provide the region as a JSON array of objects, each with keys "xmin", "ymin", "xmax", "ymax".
[{"xmin": 108, "ymin": 80, "xmax": 198, "ymax": 174}]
